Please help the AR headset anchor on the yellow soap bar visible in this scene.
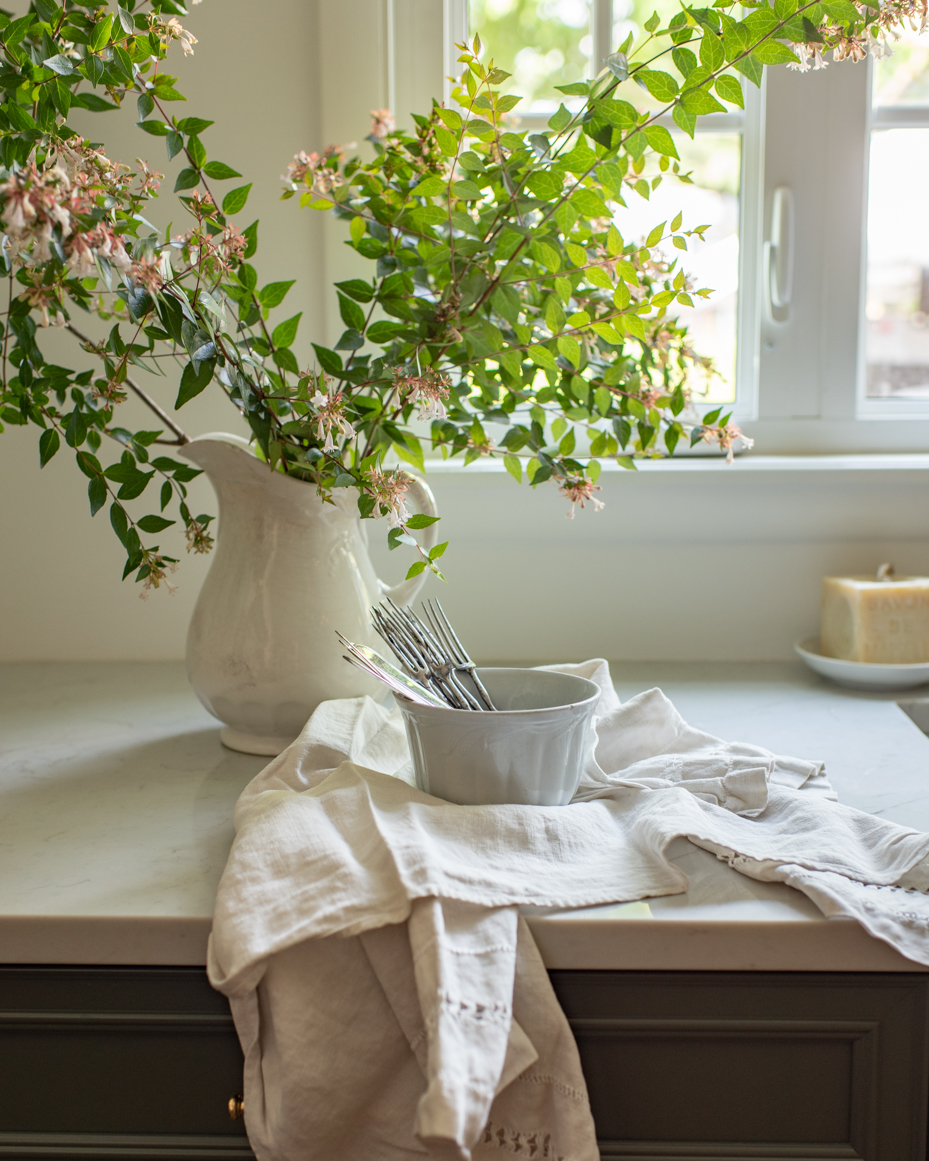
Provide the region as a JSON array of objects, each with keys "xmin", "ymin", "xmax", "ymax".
[{"xmin": 822, "ymin": 575, "xmax": 929, "ymax": 663}]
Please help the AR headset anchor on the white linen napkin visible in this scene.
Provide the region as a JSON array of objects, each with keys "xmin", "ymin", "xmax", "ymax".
[{"xmin": 208, "ymin": 660, "xmax": 929, "ymax": 1161}]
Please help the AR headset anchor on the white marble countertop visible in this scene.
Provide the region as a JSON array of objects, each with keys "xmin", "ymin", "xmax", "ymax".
[{"xmin": 2, "ymin": 661, "xmax": 928, "ymax": 971}]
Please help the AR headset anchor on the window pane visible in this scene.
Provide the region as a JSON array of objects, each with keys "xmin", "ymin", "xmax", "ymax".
[
  {"xmin": 873, "ymin": 29, "xmax": 929, "ymax": 105},
  {"xmin": 865, "ymin": 128, "xmax": 929, "ymax": 399},
  {"xmin": 468, "ymin": 0, "xmax": 594, "ymax": 115},
  {"xmin": 468, "ymin": 0, "xmax": 741, "ymax": 404},
  {"xmin": 618, "ymin": 134, "xmax": 740, "ymax": 403}
]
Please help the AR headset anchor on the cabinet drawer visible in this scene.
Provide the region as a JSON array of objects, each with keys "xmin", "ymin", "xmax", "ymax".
[
  {"xmin": 551, "ymin": 971, "xmax": 929, "ymax": 1161},
  {"xmin": 0, "ymin": 967, "xmax": 253, "ymax": 1160}
]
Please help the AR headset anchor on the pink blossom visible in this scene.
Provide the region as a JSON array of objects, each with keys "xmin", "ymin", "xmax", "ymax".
[
  {"xmin": 364, "ymin": 466, "xmax": 413, "ymax": 528},
  {"xmin": 700, "ymin": 422, "xmax": 754, "ymax": 464},
  {"xmin": 559, "ymin": 476, "xmax": 604, "ymax": 519},
  {"xmin": 370, "ymin": 108, "xmax": 396, "ymax": 143},
  {"xmin": 394, "ymin": 367, "xmax": 451, "ymax": 420},
  {"xmin": 310, "ymin": 376, "xmax": 355, "ymax": 452}
]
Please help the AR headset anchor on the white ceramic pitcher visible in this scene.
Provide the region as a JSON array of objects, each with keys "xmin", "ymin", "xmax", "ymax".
[{"xmin": 179, "ymin": 433, "xmax": 438, "ymax": 755}]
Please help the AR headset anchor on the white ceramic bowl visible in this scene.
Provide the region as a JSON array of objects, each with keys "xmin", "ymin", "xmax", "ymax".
[
  {"xmin": 795, "ymin": 637, "xmax": 929, "ymax": 692},
  {"xmin": 396, "ymin": 668, "xmax": 600, "ymax": 806}
]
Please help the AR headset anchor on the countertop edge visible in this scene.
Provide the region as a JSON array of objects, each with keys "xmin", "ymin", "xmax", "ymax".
[{"xmin": 0, "ymin": 916, "xmax": 211, "ymax": 967}]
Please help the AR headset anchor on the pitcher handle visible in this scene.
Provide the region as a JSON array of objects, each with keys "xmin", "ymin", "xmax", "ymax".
[{"xmin": 378, "ymin": 475, "xmax": 439, "ymax": 608}]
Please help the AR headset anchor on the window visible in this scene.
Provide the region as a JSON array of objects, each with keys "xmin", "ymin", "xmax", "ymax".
[
  {"xmin": 865, "ymin": 33, "xmax": 929, "ymax": 407},
  {"xmin": 446, "ymin": 0, "xmax": 763, "ymax": 412},
  {"xmin": 413, "ymin": 3, "xmax": 929, "ymax": 449}
]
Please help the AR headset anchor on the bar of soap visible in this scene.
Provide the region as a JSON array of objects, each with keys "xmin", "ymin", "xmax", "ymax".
[{"xmin": 822, "ymin": 575, "xmax": 929, "ymax": 663}]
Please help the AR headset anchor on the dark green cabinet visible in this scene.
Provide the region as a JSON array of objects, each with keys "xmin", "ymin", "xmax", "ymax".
[
  {"xmin": 552, "ymin": 971, "xmax": 929, "ymax": 1161},
  {"xmin": 1, "ymin": 967, "xmax": 927, "ymax": 1160},
  {"xmin": 0, "ymin": 967, "xmax": 251, "ymax": 1159}
]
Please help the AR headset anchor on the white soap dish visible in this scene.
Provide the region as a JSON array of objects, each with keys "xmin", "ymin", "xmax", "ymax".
[{"xmin": 795, "ymin": 637, "xmax": 929, "ymax": 692}]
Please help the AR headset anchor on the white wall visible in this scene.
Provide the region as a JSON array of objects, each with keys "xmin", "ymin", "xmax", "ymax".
[{"xmin": 2, "ymin": 3, "xmax": 928, "ymax": 664}]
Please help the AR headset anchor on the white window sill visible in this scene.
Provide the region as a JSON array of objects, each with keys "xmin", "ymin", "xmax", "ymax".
[{"xmin": 421, "ymin": 453, "xmax": 929, "ymax": 476}]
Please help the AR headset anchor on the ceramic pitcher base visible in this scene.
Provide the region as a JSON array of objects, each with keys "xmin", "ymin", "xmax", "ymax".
[{"xmin": 220, "ymin": 726, "xmax": 296, "ymax": 756}]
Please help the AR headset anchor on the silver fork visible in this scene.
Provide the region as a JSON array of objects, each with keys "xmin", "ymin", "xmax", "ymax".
[
  {"xmin": 421, "ymin": 599, "xmax": 496, "ymax": 711},
  {"xmin": 371, "ymin": 599, "xmax": 495, "ymax": 710}
]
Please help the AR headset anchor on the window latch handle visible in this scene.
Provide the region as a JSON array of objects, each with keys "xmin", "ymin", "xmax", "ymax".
[{"xmin": 765, "ymin": 186, "xmax": 794, "ymax": 322}]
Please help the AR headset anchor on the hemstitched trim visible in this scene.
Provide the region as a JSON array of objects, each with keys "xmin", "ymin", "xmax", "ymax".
[{"xmin": 512, "ymin": 1071, "xmax": 589, "ymax": 1104}]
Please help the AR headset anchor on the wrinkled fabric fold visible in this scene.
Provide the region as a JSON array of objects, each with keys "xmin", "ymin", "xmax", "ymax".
[{"xmin": 209, "ymin": 659, "xmax": 929, "ymax": 1161}]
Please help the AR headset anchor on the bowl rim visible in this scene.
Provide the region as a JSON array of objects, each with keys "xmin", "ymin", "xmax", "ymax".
[{"xmin": 396, "ymin": 666, "xmax": 602, "ymax": 716}]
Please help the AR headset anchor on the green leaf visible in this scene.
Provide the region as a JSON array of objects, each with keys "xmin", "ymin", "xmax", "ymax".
[
  {"xmin": 39, "ymin": 428, "xmax": 60, "ymax": 466},
  {"xmin": 646, "ymin": 221, "xmax": 666, "ymax": 247},
  {"xmin": 548, "ymin": 102, "xmax": 573, "ymax": 131},
  {"xmin": 591, "ymin": 322, "xmax": 623, "ymax": 345},
  {"xmin": 338, "ymin": 292, "xmax": 366, "ymax": 332},
  {"xmin": 571, "ymin": 188, "xmax": 610, "ymax": 219},
  {"xmin": 222, "ymin": 184, "xmax": 252, "ymax": 215},
  {"xmin": 565, "ymin": 241, "xmax": 588, "ymax": 267},
  {"xmin": 636, "ymin": 69, "xmax": 679, "ymax": 102},
  {"xmin": 258, "ymin": 280, "xmax": 295, "ymax": 309},
  {"xmin": 437, "ymin": 107, "xmax": 462, "ymax": 130},
  {"xmin": 177, "ymin": 117, "xmax": 215, "ymax": 135},
  {"xmin": 312, "ymin": 344, "xmax": 343, "ymax": 375},
  {"xmin": 187, "ymin": 135, "xmax": 207, "ymax": 169},
  {"xmin": 366, "ymin": 320, "xmax": 407, "ymax": 343},
  {"xmin": 503, "ymin": 453, "xmax": 522, "ymax": 482},
  {"xmin": 202, "ymin": 161, "xmax": 242, "ymax": 180},
  {"xmin": 335, "ymin": 279, "xmax": 374, "ymax": 303},
  {"xmin": 428, "ymin": 542, "xmax": 448, "ymax": 561},
  {"xmin": 138, "ymin": 119, "xmax": 171, "ymax": 136},
  {"xmin": 72, "ymin": 91, "xmax": 118, "ymax": 112},
  {"xmin": 174, "ymin": 167, "xmax": 200, "ymax": 192},
  {"xmin": 405, "ymin": 561, "xmax": 427, "ymax": 579},
  {"xmin": 752, "ymin": 40, "xmax": 800, "ymax": 65},
  {"xmin": 699, "ymin": 30, "xmax": 725, "ymax": 71},
  {"xmin": 434, "ymin": 126, "xmax": 458, "ymax": 156},
  {"xmin": 43, "ymin": 54, "xmax": 74, "ymax": 76},
  {"xmin": 529, "ymin": 345, "xmax": 558, "ymax": 371},
  {"xmin": 110, "ymin": 501, "xmax": 130, "ymax": 547},
  {"xmin": 175, "ymin": 359, "xmax": 214, "ymax": 408},
  {"xmin": 679, "ymin": 87, "xmax": 727, "ymax": 116},
  {"xmin": 117, "ymin": 5, "xmax": 134, "ymax": 34},
  {"xmin": 88, "ymin": 475, "xmax": 106, "ymax": 517},
  {"xmin": 452, "ymin": 179, "xmax": 482, "ymax": 200},
  {"xmin": 406, "ymin": 513, "xmax": 440, "ymax": 529},
  {"xmin": 350, "ymin": 215, "xmax": 366, "ymax": 242},
  {"xmin": 735, "ymin": 50, "xmax": 764, "ymax": 86},
  {"xmin": 824, "ymin": 0, "xmax": 861, "ymax": 20},
  {"xmin": 137, "ymin": 515, "xmax": 176, "ymax": 533},
  {"xmin": 672, "ymin": 104, "xmax": 697, "ymax": 138},
  {"xmin": 65, "ymin": 409, "xmax": 87, "ymax": 449},
  {"xmin": 673, "ymin": 46, "xmax": 698, "ymax": 77},
  {"xmin": 90, "ymin": 13, "xmax": 113, "ymax": 52},
  {"xmin": 272, "ymin": 313, "xmax": 301, "ymax": 348},
  {"xmin": 242, "ymin": 220, "xmax": 258, "ymax": 260},
  {"xmin": 715, "ymin": 74, "xmax": 744, "ymax": 108},
  {"xmin": 414, "ymin": 176, "xmax": 447, "ymax": 197},
  {"xmin": 554, "ymin": 81, "xmax": 590, "ymax": 95},
  {"xmin": 557, "ymin": 335, "xmax": 581, "ymax": 366},
  {"xmin": 117, "ymin": 472, "xmax": 155, "ymax": 502},
  {"xmin": 4, "ymin": 102, "xmax": 36, "ymax": 132},
  {"xmin": 643, "ymin": 125, "xmax": 679, "ymax": 159},
  {"xmin": 166, "ymin": 132, "xmax": 184, "ymax": 161}
]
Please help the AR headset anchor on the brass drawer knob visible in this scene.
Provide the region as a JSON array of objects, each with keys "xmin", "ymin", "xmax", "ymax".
[{"xmin": 228, "ymin": 1094, "xmax": 245, "ymax": 1120}]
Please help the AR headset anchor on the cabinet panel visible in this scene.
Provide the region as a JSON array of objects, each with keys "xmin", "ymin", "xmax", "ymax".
[
  {"xmin": 0, "ymin": 968, "xmax": 251, "ymax": 1158},
  {"xmin": 551, "ymin": 972, "xmax": 929, "ymax": 1161}
]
